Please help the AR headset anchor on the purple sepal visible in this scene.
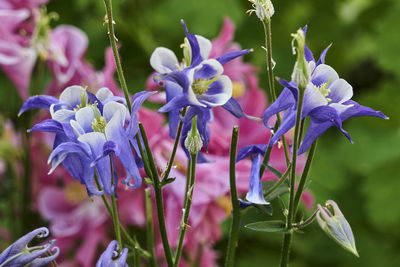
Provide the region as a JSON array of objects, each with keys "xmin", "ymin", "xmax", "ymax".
[
  {"xmin": 262, "ymin": 87, "xmax": 296, "ymax": 128},
  {"xmin": 216, "ymin": 49, "xmax": 252, "ymax": 65},
  {"xmin": 181, "ymin": 19, "xmax": 202, "ymax": 67},
  {"xmin": 96, "ymin": 240, "xmax": 129, "ymax": 267},
  {"xmin": 18, "ymin": 95, "xmax": 59, "ymax": 116},
  {"xmin": 0, "ymin": 227, "xmax": 59, "ymax": 267},
  {"xmin": 340, "ymin": 100, "xmax": 389, "ymax": 121},
  {"xmin": 86, "ymin": 90, "xmax": 104, "ymax": 113},
  {"xmin": 126, "ymin": 91, "xmax": 156, "ymax": 139},
  {"xmin": 236, "ymin": 144, "xmax": 268, "ymax": 162},
  {"xmin": 246, "ymin": 154, "xmax": 269, "ymax": 205}
]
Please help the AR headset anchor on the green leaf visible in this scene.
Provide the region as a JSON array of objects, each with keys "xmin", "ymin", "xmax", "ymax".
[
  {"xmin": 254, "ymin": 204, "xmax": 273, "ymax": 216},
  {"xmin": 262, "ymin": 181, "xmax": 289, "ymax": 201},
  {"xmin": 245, "ymin": 220, "xmax": 288, "ymax": 233}
]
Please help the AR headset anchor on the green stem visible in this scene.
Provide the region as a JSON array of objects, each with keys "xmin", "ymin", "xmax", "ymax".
[
  {"xmin": 259, "ymin": 18, "xmax": 290, "ymax": 175},
  {"xmin": 293, "ymin": 140, "xmax": 317, "ymax": 215},
  {"xmin": 280, "ymin": 87, "xmax": 305, "ymax": 267},
  {"xmin": 95, "ymin": 174, "xmax": 149, "ymax": 257},
  {"xmin": 102, "ymin": 0, "xmax": 132, "ymax": 111},
  {"xmin": 139, "ymin": 123, "xmax": 173, "ymax": 266},
  {"xmin": 162, "ymin": 108, "xmax": 187, "ymax": 181},
  {"xmin": 111, "ymin": 194, "xmax": 122, "ymax": 253},
  {"xmin": 263, "ymin": 163, "xmax": 291, "ymax": 198},
  {"xmin": 224, "ymin": 126, "xmax": 240, "ymax": 267},
  {"xmin": 145, "ymin": 188, "xmax": 157, "ymax": 267},
  {"xmin": 173, "ymin": 153, "xmax": 197, "ymax": 267},
  {"xmin": 134, "ymin": 236, "xmax": 141, "ymax": 267}
]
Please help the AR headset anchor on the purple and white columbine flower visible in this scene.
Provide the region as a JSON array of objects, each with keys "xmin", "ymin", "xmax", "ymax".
[
  {"xmin": 263, "ymin": 26, "xmax": 388, "ymax": 154},
  {"xmin": 19, "ymin": 86, "xmax": 152, "ymax": 196},
  {"xmin": 0, "ymin": 227, "xmax": 59, "ymax": 267},
  {"xmin": 150, "ymin": 20, "xmax": 253, "ymax": 161},
  {"xmin": 96, "ymin": 240, "xmax": 128, "ymax": 267}
]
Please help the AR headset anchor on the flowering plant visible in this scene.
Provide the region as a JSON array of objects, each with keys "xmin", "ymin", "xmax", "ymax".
[{"xmin": 0, "ymin": 0, "xmax": 390, "ymax": 266}]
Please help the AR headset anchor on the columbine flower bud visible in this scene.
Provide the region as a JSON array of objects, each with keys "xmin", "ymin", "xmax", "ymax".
[
  {"xmin": 184, "ymin": 116, "xmax": 203, "ymax": 155},
  {"xmin": 316, "ymin": 200, "xmax": 359, "ymax": 257},
  {"xmin": 290, "ymin": 28, "xmax": 310, "ymax": 90},
  {"xmin": 247, "ymin": 0, "xmax": 275, "ymax": 21}
]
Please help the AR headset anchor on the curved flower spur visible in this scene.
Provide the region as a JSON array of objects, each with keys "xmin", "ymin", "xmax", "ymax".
[
  {"xmin": 19, "ymin": 85, "xmax": 154, "ymax": 196},
  {"xmin": 0, "ymin": 227, "xmax": 59, "ymax": 267},
  {"xmin": 96, "ymin": 240, "xmax": 128, "ymax": 267}
]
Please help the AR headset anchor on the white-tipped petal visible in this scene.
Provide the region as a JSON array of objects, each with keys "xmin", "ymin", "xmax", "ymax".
[
  {"xmin": 195, "ymin": 35, "xmax": 212, "ymax": 60},
  {"xmin": 150, "ymin": 47, "xmax": 179, "ymax": 74},
  {"xmin": 59, "ymin": 85, "xmax": 86, "ymax": 106},
  {"xmin": 328, "ymin": 78, "xmax": 353, "ymax": 104}
]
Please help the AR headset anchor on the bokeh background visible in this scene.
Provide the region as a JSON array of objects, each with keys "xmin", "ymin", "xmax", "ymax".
[{"xmin": 1, "ymin": 0, "xmax": 399, "ymax": 266}]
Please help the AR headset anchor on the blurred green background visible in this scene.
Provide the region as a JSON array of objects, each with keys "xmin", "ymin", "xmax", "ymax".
[{"xmin": 2, "ymin": 0, "xmax": 400, "ymax": 266}]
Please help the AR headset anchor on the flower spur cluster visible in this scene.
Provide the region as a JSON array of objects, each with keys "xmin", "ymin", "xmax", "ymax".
[
  {"xmin": 19, "ymin": 85, "xmax": 154, "ymax": 196},
  {"xmin": 150, "ymin": 20, "xmax": 254, "ymax": 161},
  {"xmin": 263, "ymin": 26, "xmax": 388, "ymax": 154},
  {"xmin": 0, "ymin": 227, "xmax": 59, "ymax": 267}
]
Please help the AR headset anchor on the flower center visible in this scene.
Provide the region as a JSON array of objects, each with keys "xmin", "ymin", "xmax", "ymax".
[
  {"xmin": 317, "ymin": 79, "xmax": 332, "ymax": 102},
  {"xmin": 192, "ymin": 76, "xmax": 218, "ymax": 95},
  {"xmin": 73, "ymin": 92, "xmax": 89, "ymax": 111},
  {"xmin": 92, "ymin": 116, "xmax": 107, "ymax": 133}
]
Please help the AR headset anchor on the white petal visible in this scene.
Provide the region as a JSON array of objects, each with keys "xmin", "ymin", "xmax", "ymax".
[
  {"xmin": 328, "ymin": 78, "xmax": 353, "ymax": 104},
  {"xmin": 193, "ymin": 59, "xmax": 224, "ymax": 78},
  {"xmin": 51, "ymin": 108, "xmax": 76, "ymax": 123},
  {"xmin": 78, "ymin": 132, "xmax": 106, "ymax": 155},
  {"xmin": 311, "ymin": 64, "xmax": 339, "ymax": 86},
  {"xmin": 303, "ymin": 83, "xmax": 328, "ymax": 115},
  {"xmin": 150, "ymin": 47, "xmax": 179, "ymax": 74},
  {"xmin": 197, "ymin": 75, "xmax": 232, "ymax": 107},
  {"xmin": 70, "ymin": 120, "xmax": 85, "ymax": 137},
  {"xmin": 195, "ymin": 35, "xmax": 212, "ymax": 60},
  {"xmin": 187, "ymin": 68, "xmax": 205, "ymax": 107},
  {"xmin": 59, "ymin": 85, "xmax": 86, "ymax": 106},
  {"xmin": 96, "ymin": 87, "xmax": 114, "ymax": 101},
  {"xmin": 75, "ymin": 106, "xmax": 96, "ymax": 133},
  {"xmin": 103, "ymin": 101, "xmax": 127, "ymax": 124}
]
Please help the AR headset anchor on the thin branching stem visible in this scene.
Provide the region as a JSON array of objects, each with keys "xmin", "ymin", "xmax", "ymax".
[{"xmin": 224, "ymin": 126, "xmax": 240, "ymax": 267}]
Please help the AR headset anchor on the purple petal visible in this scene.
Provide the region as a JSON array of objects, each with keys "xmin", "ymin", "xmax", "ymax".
[
  {"xmin": 269, "ymin": 109, "xmax": 296, "ymax": 146},
  {"xmin": 246, "ymin": 154, "xmax": 269, "ymax": 205},
  {"xmin": 340, "ymin": 100, "xmax": 389, "ymax": 121},
  {"xmin": 19, "ymin": 95, "xmax": 59, "ymax": 116},
  {"xmin": 316, "ymin": 44, "xmax": 332, "ymax": 66},
  {"xmin": 263, "ymin": 87, "xmax": 296, "ymax": 128},
  {"xmin": 236, "ymin": 144, "xmax": 268, "ymax": 162},
  {"xmin": 216, "ymin": 49, "xmax": 252, "ymax": 65},
  {"xmin": 181, "ymin": 20, "xmax": 202, "ymax": 66}
]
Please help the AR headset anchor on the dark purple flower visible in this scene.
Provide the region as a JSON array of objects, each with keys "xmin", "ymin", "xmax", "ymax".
[{"xmin": 0, "ymin": 227, "xmax": 59, "ymax": 267}]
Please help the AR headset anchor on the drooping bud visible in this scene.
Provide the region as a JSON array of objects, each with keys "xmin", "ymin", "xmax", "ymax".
[
  {"xmin": 316, "ymin": 200, "xmax": 359, "ymax": 257},
  {"xmin": 247, "ymin": 0, "xmax": 275, "ymax": 21},
  {"xmin": 184, "ymin": 116, "xmax": 203, "ymax": 155},
  {"xmin": 290, "ymin": 28, "xmax": 310, "ymax": 90}
]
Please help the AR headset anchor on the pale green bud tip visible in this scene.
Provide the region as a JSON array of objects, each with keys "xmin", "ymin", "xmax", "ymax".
[
  {"xmin": 290, "ymin": 28, "xmax": 310, "ymax": 89},
  {"xmin": 247, "ymin": 0, "xmax": 275, "ymax": 21},
  {"xmin": 317, "ymin": 200, "xmax": 359, "ymax": 257},
  {"xmin": 184, "ymin": 116, "xmax": 203, "ymax": 155}
]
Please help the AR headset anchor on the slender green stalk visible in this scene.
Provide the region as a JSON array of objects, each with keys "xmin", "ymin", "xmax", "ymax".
[
  {"xmin": 224, "ymin": 126, "xmax": 240, "ymax": 267},
  {"xmin": 259, "ymin": 18, "xmax": 290, "ymax": 175},
  {"xmin": 134, "ymin": 236, "xmax": 141, "ymax": 267},
  {"xmin": 111, "ymin": 194, "xmax": 122, "ymax": 253},
  {"xmin": 145, "ymin": 188, "xmax": 157, "ymax": 267},
  {"xmin": 173, "ymin": 153, "xmax": 197, "ymax": 267},
  {"xmin": 162, "ymin": 108, "xmax": 187, "ymax": 181},
  {"xmin": 263, "ymin": 163, "xmax": 291, "ymax": 198},
  {"xmin": 293, "ymin": 140, "xmax": 317, "ymax": 214},
  {"xmin": 280, "ymin": 88, "xmax": 305, "ymax": 267},
  {"xmin": 292, "ymin": 209, "xmax": 318, "ymax": 229},
  {"xmin": 139, "ymin": 123, "xmax": 173, "ymax": 266},
  {"xmin": 102, "ymin": 0, "xmax": 131, "ymax": 111},
  {"xmin": 135, "ymin": 134, "xmax": 151, "ymax": 176},
  {"xmin": 94, "ymin": 174, "xmax": 149, "ymax": 257}
]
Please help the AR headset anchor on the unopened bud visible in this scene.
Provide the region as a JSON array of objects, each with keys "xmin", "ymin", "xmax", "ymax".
[
  {"xmin": 290, "ymin": 28, "xmax": 310, "ymax": 90},
  {"xmin": 184, "ymin": 116, "xmax": 203, "ymax": 155},
  {"xmin": 317, "ymin": 200, "xmax": 359, "ymax": 257},
  {"xmin": 247, "ymin": 0, "xmax": 275, "ymax": 21}
]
